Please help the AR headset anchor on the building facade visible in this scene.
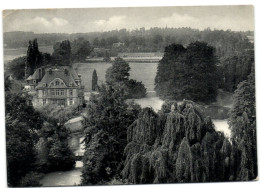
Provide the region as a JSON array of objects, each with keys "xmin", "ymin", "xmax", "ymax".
[{"xmin": 25, "ymin": 66, "xmax": 84, "ymax": 107}]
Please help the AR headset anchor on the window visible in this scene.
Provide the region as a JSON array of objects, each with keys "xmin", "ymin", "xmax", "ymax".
[
  {"xmin": 51, "ymin": 89, "xmax": 55, "ymax": 96},
  {"xmin": 56, "ymin": 89, "xmax": 60, "ymax": 96},
  {"xmin": 55, "ymin": 81, "xmax": 59, "ymax": 85},
  {"xmin": 69, "ymin": 82, "xmax": 72, "ymax": 86},
  {"xmin": 60, "ymin": 89, "xmax": 65, "ymax": 95},
  {"xmin": 33, "ymin": 80, "xmax": 36, "ymax": 84},
  {"xmin": 79, "ymin": 97, "xmax": 82, "ymax": 104},
  {"xmin": 43, "ymin": 90, "xmax": 47, "ymax": 96},
  {"xmin": 69, "ymin": 89, "xmax": 73, "ymax": 96},
  {"xmin": 43, "ymin": 99, "xmax": 46, "ymax": 105},
  {"xmin": 69, "ymin": 98, "xmax": 73, "ymax": 106}
]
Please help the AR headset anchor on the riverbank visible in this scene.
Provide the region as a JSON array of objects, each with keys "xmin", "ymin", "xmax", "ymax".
[
  {"xmin": 85, "ymin": 57, "xmax": 162, "ymax": 63},
  {"xmin": 40, "ymin": 161, "xmax": 83, "ymax": 186}
]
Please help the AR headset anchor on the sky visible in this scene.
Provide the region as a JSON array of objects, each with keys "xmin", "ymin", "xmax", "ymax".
[{"xmin": 3, "ymin": 5, "xmax": 254, "ymax": 33}]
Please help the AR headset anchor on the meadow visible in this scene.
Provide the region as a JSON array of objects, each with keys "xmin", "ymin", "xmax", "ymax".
[{"xmin": 74, "ymin": 62, "xmax": 158, "ymax": 92}]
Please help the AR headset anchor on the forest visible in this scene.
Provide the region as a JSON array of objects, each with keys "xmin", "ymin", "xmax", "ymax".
[{"xmin": 4, "ymin": 27, "xmax": 253, "ymax": 58}]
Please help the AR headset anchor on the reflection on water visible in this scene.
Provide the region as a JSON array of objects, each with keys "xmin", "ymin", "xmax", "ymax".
[
  {"xmin": 134, "ymin": 96, "xmax": 231, "ymax": 137},
  {"xmin": 212, "ymin": 119, "xmax": 231, "ymax": 138},
  {"xmin": 40, "ymin": 161, "xmax": 82, "ymax": 186}
]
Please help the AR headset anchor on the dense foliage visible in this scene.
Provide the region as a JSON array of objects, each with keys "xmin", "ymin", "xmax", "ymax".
[
  {"xmin": 81, "ymin": 84, "xmax": 141, "ymax": 185},
  {"xmin": 229, "ymin": 70, "xmax": 257, "ymax": 180},
  {"xmin": 6, "ymin": 37, "xmax": 93, "ymax": 80},
  {"xmin": 5, "ymin": 93, "xmax": 76, "ymax": 186},
  {"xmin": 52, "ymin": 40, "xmax": 72, "ymax": 66},
  {"xmin": 219, "ymin": 50, "xmax": 254, "ymax": 92},
  {"xmin": 35, "ymin": 103, "xmax": 80, "ymax": 124},
  {"xmin": 37, "ymin": 122, "xmax": 75, "ymax": 172},
  {"xmin": 5, "ymin": 94, "xmax": 44, "ymax": 186},
  {"xmin": 71, "ymin": 37, "xmax": 93, "ymax": 62},
  {"xmin": 106, "ymin": 57, "xmax": 147, "ymax": 99},
  {"xmin": 155, "ymin": 42, "xmax": 218, "ymax": 103},
  {"xmin": 5, "ymin": 56, "xmax": 26, "ymax": 80},
  {"xmin": 52, "ymin": 38, "xmax": 93, "ymax": 65},
  {"xmin": 122, "ymin": 100, "xmax": 232, "ymax": 183}
]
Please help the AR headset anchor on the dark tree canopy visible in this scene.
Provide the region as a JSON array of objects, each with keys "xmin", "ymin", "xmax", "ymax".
[
  {"xmin": 25, "ymin": 39, "xmax": 51, "ymax": 77},
  {"xmin": 122, "ymin": 100, "xmax": 233, "ymax": 183},
  {"xmin": 81, "ymin": 84, "xmax": 141, "ymax": 185},
  {"xmin": 229, "ymin": 70, "xmax": 257, "ymax": 181},
  {"xmin": 71, "ymin": 37, "xmax": 93, "ymax": 62},
  {"xmin": 105, "ymin": 57, "xmax": 146, "ymax": 99},
  {"xmin": 155, "ymin": 42, "xmax": 218, "ymax": 104},
  {"xmin": 37, "ymin": 122, "xmax": 75, "ymax": 172},
  {"xmin": 219, "ymin": 50, "xmax": 254, "ymax": 92},
  {"xmin": 52, "ymin": 40, "xmax": 72, "ymax": 66},
  {"xmin": 106, "ymin": 57, "xmax": 130, "ymax": 84},
  {"xmin": 92, "ymin": 69, "xmax": 98, "ymax": 91},
  {"xmin": 5, "ymin": 94, "xmax": 44, "ymax": 186}
]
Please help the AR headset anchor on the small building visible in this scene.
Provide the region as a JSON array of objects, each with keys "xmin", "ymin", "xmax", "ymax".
[
  {"xmin": 25, "ymin": 66, "xmax": 84, "ymax": 107},
  {"xmin": 112, "ymin": 42, "xmax": 125, "ymax": 48}
]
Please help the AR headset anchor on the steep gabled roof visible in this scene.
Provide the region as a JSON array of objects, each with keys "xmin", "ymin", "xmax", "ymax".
[
  {"xmin": 30, "ymin": 68, "xmax": 41, "ymax": 80},
  {"xmin": 37, "ymin": 66, "xmax": 78, "ymax": 88}
]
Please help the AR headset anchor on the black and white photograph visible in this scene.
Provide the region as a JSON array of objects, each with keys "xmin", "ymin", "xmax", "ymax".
[{"xmin": 1, "ymin": 3, "xmax": 258, "ymax": 187}]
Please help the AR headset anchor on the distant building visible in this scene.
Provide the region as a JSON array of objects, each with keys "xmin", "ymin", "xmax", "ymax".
[
  {"xmin": 25, "ymin": 66, "xmax": 84, "ymax": 107},
  {"xmin": 112, "ymin": 42, "xmax": 125, "ymax": 48}
]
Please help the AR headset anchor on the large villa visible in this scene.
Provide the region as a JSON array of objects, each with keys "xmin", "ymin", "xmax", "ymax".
[{"xmin": 25, "ymin": 66, "xmax": 84, "ymax": 107}]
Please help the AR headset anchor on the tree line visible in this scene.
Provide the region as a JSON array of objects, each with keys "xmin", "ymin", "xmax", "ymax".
[{"xmin": 5, "ymin": 28, "xmax": 253, "ymax": 58}]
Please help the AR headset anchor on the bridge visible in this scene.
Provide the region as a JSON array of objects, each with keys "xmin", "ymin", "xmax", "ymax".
[{"xmin": 75, "ymin": 151, "xmax": 84, "ymax": 161}]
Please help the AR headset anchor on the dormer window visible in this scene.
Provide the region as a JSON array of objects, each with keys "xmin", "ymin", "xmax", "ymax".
[
  {"xmin": 43, "ymin": 83, "xmax": 47, "ymax": 87},
  {"xmin": 69, "ymin": 82, "xmax": 72, "ymax": 86}
]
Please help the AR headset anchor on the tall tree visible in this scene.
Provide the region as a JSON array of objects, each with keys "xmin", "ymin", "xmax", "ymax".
[
  {"xmin": 37, "ymin": 122, "xmax": 75, "ymax": 172},
  {"xmin": 105, "ymin": 57, "xmax": 130, "ymax": 84},
  {"xmin": 92, "ymin": 69, "xmax": 98, "ymax": 91},
  {"xmin": 229, "ymin": 69, "xmax": 257, "ymax": 180},
  {"xmin": 5, "ymin": 94, "xmax": 44, "ymax": 186},
  {"xmin": 155, "ymin": 42, "xmax": 218, "ymax": 104},
  {"xmin": 105, "ymin": 57, "xmax": 146, "ymax": 99},
  {"xmin": 25, "ymin": 39, "xmax": 42, "ymax": 77},
  {"xmin": 219, "ymin": 50, "xmax": 254, "ymax": 92},
  {"xmin": 71, "ymin": 37, "xmax": 92, "ymax": 62},
  {"xmin": 52, "ymin": 40, "xmax": 72, "ymax": 66},
  {"xmin": 81, "ymin": 84, "xmax": 141, "ymax": 185},
  {"xmin": 122, "ymin": 100, "xmax": 232, "ymax": 183}
]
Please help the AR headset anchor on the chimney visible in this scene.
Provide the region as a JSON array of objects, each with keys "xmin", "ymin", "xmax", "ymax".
[
  {"xmin": 48, "ymin": 68, "xmax": 52, "ymax": 74},
  {"xmin": 78, "ymin": 74, "xmax": 82, "ymax": 87}
]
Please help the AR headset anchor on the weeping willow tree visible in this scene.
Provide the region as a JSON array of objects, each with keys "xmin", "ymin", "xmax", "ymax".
[
  {"xmin": 122, "ymin": 100, "xmax": 233, "ymax": 183},
  {"xmin": 229, "ymin": 69, "xmax": 257, "ymax": 181}
]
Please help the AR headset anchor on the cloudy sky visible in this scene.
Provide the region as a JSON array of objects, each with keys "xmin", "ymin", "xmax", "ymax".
[{"xmin": 3, "ymin": 5, "xmax": 254, "ymax": 33}]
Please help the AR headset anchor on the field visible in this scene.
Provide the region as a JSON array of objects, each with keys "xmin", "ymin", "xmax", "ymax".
[
  {"xmin": 74, "ymin": 62, "xmax": 158, "ymax": 92},
  {"xmin": 3, "ymin": 45, "xmax": 53, "ymax": 64}
]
